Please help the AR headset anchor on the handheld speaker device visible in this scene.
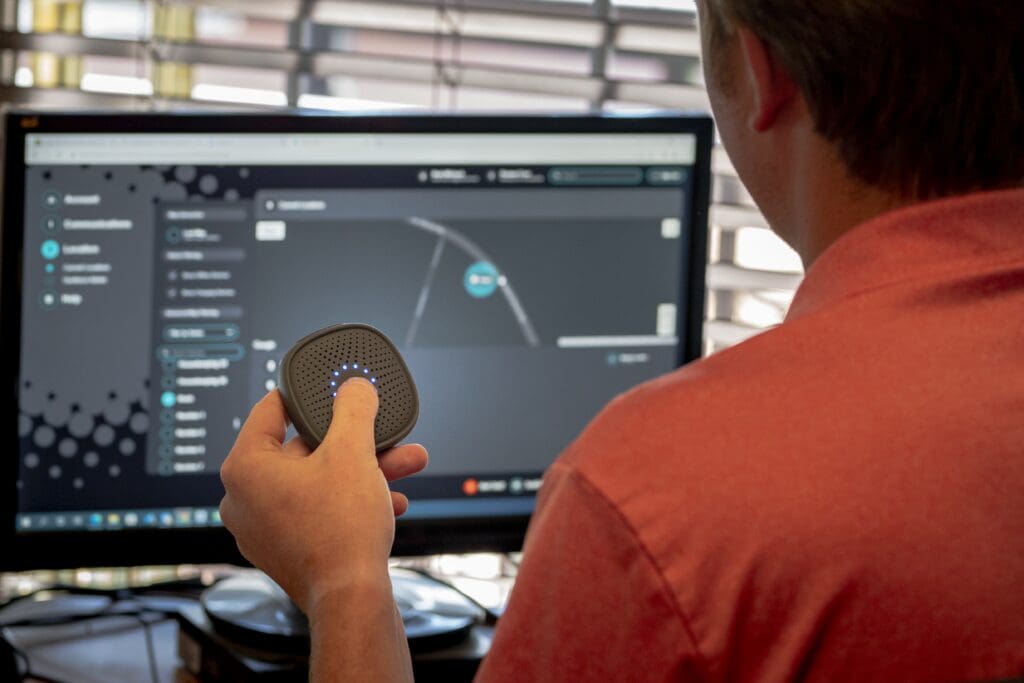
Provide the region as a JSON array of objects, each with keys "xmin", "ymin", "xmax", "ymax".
[{"xmin": 278, "ymin": 324, "xmax": 419, "ymax": 451}]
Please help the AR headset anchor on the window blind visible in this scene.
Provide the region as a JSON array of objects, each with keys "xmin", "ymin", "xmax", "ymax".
[{"xmin": 0, "ymin": 0, "xmax": 803, "ymax": 355}]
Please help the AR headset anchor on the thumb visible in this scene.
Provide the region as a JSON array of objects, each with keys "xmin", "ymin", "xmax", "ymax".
[{"xmin": 320, "ymin": 377, "xmax": 379, "ymax": 459}]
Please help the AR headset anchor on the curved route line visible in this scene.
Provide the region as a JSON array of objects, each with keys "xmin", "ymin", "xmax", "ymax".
[{"xmin": 406, "ymin": 216, "xmax": 541, "ymax": 348}]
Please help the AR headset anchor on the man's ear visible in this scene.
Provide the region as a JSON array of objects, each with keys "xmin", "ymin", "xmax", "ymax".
[{"xmin": 736, "ymin": 27, "xmax": 798, "ymax": 131}]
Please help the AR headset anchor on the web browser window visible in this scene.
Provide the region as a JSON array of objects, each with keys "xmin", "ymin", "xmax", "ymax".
[{"xmin": 16, "ymin": 130, "xmax": 700, "ymax": 532}]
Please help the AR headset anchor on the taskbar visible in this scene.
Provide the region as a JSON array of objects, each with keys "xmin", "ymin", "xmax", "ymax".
[
  {"xmin": 17, "ymin": 474, "xmax": 548, "ymax": 533},
  {"xmin": 16, "ymin": 506, "xmax": 222, "ymax": 533}
]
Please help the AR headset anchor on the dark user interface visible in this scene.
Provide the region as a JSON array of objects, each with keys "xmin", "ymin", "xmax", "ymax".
[{"xmin": 15, "ymin": 134, "xmax": 697, "ymax": 533}]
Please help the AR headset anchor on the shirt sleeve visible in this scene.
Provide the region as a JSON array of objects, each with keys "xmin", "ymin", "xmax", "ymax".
[{"xmin": 475, "ymin": 463, "xmax": 704, "ymax": 682}]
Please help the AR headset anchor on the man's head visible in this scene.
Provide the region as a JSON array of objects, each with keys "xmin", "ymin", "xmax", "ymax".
[{"xmin": 696, "ymin": 0, "xmax": 1024, "ymax": 262}]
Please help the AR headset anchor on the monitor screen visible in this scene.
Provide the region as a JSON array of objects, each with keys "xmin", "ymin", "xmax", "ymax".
[{"xmin": 1, "ymin": 112, "xmax": 712, "ymax": 569}]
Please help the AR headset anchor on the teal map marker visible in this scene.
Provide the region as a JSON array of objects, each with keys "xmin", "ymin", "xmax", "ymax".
[{"xmin": 464, "ymin": 261, "xmax": 500, "ymax": 299}]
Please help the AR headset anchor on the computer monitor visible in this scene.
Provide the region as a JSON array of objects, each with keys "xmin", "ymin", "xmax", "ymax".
[{"xmin": 1, "ymin": 111, "xmax": 713, "ymax": 570}]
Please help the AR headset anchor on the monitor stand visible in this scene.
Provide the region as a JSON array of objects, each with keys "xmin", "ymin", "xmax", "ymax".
[{"xmin": 201, "ymin": 567, "xmax": 481, "ymax": 654}]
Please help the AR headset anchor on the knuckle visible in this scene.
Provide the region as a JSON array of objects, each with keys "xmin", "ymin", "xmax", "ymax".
[
  {"xmin": 220, "ymin": 455, "xmax": 238, "ymax": 487},
  {"xmin": 220, "ymin": 452, "xmax": 248, "ymax": 490},
  {"xmin": 220, "ymin": 458, "xmax": 235, "ymax": 489},
  {"xmin": 218, "ymin": 497, "xmax": 233, "ymax": 529}
]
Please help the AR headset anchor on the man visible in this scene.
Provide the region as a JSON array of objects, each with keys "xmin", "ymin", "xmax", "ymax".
[{"xmin": 219, "ymin": 0, "xmax": 1024, "ymax": 680}]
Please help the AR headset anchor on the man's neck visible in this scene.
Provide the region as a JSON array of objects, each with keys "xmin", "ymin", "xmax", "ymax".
[{"xmin": 787, "ymin": 136, "xmax": 912, "ymax": 269}]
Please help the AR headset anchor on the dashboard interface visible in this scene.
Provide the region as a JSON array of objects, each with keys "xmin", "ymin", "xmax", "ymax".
[{"xmin": 13, "ymin": 127, "xmax": 701, "ymax": 533}]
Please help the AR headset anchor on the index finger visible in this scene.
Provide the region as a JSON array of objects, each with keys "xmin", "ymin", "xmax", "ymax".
[{"xmin": 234, "ymin": 390, "xmax": 290, "ymax": 452}]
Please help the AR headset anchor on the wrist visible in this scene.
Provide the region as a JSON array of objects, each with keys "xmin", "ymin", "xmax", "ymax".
[
  {"xmin": 305, "ymin": 566, "xmax": 394, "ymax": 621},
  {"xmin": 305, "ymin": 565, "xmax": 413, "ymax": 682}
]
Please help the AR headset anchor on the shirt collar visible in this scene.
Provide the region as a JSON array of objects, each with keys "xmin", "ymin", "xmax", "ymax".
[{"xmin": 785, "ymin": 188, "xmax": 1024, "ymax": 322}]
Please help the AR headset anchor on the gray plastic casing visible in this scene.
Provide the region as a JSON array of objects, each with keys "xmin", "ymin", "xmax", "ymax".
[{"xmin": 278, "ymin": 323, "xmax": 419, "ymax": 451}]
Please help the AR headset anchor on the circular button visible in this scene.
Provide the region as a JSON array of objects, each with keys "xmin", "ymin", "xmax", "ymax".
[{"xmin": 40, "ymin": 240, "xmax": 60, "ymax": 260}]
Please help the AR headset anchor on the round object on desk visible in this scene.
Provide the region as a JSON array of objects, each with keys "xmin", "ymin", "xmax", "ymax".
[{"xmin": 201, "ymin": 569, "xmax": 479, "ymax": 654}]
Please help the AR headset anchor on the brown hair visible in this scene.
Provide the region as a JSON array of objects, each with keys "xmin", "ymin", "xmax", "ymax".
[{"xmin": 702, "ymin": 0, "xmax": 1024, "ymax": 199}]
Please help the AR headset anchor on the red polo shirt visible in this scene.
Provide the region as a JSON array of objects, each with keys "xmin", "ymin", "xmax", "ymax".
[{"xmin": 478, "ymin": 189, "xmax": 1024, "ymax": 682}]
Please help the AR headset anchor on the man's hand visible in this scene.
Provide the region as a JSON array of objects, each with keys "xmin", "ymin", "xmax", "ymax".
[{"xmin": 219, "ymin": 378, "xmax": 429, "ymax": 613}]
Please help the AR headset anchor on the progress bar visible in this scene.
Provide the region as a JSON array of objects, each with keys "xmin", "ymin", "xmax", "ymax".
[{"xmin": 556, "ymin": 335, "xmax": 679, "ymax": 349}]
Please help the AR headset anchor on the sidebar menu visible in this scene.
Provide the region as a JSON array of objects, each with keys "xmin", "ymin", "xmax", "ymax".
[{"xmin": 145, "ymin": 204, "xmax": 249, "ymax": 476}]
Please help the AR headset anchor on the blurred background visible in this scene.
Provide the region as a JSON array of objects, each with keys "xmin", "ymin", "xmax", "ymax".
[{"xmin": 0, "ymin": 0, "xmax": 801, "ymax": 606}]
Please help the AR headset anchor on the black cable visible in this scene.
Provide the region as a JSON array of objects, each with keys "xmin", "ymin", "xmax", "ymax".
[
  {"xmin": 12, "ymin": 643, "xmax": 29, "ymax": 675},
  {"xmin": 123, "ymin": 576, "xmax": 209, "ymax": 597},
  {"xmin": 5, "ymin": 635, "xmax": 31, "ymax": 680}
]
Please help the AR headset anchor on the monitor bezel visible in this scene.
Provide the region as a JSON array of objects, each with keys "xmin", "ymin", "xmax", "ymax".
[{"xmin": 0, "ymin": 110, "xmax": 713, "ymax": 571}]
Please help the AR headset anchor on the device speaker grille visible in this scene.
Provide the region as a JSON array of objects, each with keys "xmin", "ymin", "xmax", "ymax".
[{"xmin": 279, "ymin": 324, "xmax": 418, "ymax": 450}]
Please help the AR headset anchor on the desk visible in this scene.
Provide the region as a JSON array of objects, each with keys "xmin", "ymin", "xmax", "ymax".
[
  {"xmin": 4, "ymin": 595, "xmax": 489, "ymax": 682},
  {"xmin": 11, "ymin": 611, "xmax": 182, "ymax": 683}
]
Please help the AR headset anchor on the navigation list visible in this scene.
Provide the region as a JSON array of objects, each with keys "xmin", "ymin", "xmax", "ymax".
[
  {"xmin": 146, "ymin": 204, "xmax": 249, "ymax": 476},
  {"xmin": 37, "ymin": 190, "xmax": 132, "ymax": 311}
]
